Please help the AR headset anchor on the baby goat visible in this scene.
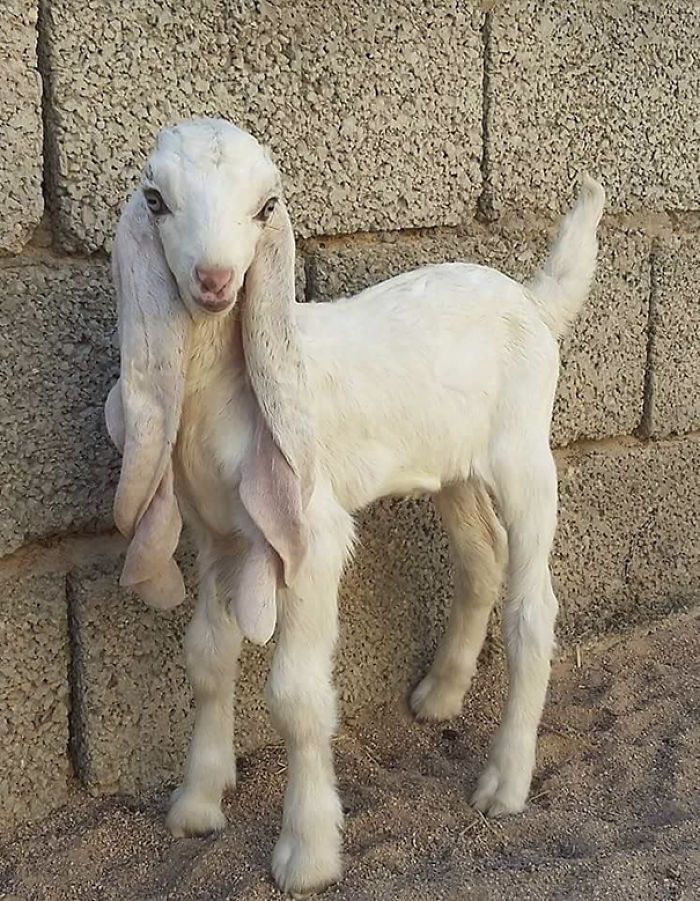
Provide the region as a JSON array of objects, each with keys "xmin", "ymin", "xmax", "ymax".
[{"xmin": 105, "ymin": 117, "xmax": 605, "ymax": 894}]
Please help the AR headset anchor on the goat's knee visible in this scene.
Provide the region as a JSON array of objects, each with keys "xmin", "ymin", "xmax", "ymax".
[
  {"xmin": 267, "ymin": 662, "xmax": 338, "ymax": 749},
  {"xmin": 184, "ymin": 609, "xmax": 241, "ymax": 699}
]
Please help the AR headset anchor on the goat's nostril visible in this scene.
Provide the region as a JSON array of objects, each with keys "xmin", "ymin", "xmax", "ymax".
[{"xmin": 195, "ymin": 265, "xmax": 234, "ymax": 295}]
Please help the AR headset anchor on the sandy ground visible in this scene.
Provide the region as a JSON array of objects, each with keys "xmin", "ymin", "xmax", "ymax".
[{"xmin": 1, "ymin": 611, "xmax": 698, "ymax": 901}]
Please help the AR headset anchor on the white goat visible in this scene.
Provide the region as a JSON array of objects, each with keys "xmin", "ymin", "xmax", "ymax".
[{"xmin": 105, "ymin": 117, "xmax": 605, "ymax": 895}]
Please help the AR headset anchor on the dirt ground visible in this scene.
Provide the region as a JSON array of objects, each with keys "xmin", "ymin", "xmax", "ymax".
[{"xmin": 1, "ymin": 611, "xmax": 698, "ymax": 901}]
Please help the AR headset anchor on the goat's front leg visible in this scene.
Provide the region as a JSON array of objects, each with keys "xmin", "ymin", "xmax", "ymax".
[
  {"xmin": 167, "ymin": 553, "xmax": 242, "ymax": 837},
  {"xmin": 267, "ymin": 503, "xmax": 353, "ymax": 895}
]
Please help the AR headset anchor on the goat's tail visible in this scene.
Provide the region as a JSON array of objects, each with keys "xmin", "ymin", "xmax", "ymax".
[{"xmin": 526, "ymin": 174, "xmax": 606, "ymax": 339}]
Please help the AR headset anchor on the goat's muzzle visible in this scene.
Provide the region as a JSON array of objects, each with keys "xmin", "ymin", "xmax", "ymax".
[{"xmin": 193, "ymin": 264, "xmax": 237, "ymax": 313}]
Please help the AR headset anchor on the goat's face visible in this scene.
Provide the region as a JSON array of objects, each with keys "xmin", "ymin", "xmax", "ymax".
[{"xmin": 141, "ymin": 118, "xmax": 282, "ymax": 316}]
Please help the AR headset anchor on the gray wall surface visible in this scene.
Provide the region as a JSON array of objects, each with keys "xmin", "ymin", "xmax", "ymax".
[{"xmin": 0, "ymin": 0, "xmax": 698, "ymax": 831}]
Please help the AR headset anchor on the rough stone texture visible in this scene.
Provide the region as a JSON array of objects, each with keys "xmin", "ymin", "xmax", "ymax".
[
  {"xmin": 309, "ymin": 224, "xmax": 650, "ymax": 444},
  {"xmin": 488, "ymin": 1, "xmax": 700, "ymax": 216},
  {"xmin": 0, "ymin": 570, "xmax": 70, "ymax": 831},
  {"xmin": 337, "ymin": 497, "xmax": 453, "ymax": 712},
  {"xmin": 42, "ymin": 0, "xmax": 483, "ymax": 252},
  {"xmin": 0, "ymin": 262, "xmax": 120, "ymax": 556},
  {"xmin": 0, "ymin": 1, "xmax": 43, "ymax": 251},
  {"xmin": 554, "ymin": 437, "xmax": 700, "ymax": 639},
  {"xmin": 69, "ymin": 554, "xmax": 196, "ymax": 795},
  {"xmin": 647, "ymin": 233, "xmax": 700, "ymax": 436}
]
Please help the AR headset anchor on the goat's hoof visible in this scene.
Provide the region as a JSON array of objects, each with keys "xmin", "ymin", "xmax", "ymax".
[
  {"xmin": 166, "ymin": 788, "xmax": 227, "ymax": 838},
  {"xmin": 271, "ymin": 830, "xmax": 342, "ymax": 896},
  {"xmin": 470, "ymin": 765, "xmax": 528, "ymax": 818},
  {"xmin": 410, "ymin": 673, "xmax": 464, "ymax": 722}
]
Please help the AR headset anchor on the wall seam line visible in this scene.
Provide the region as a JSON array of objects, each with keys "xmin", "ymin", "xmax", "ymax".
[
  {"xmin": 637, "ymin": 238, "xmax": 660, "ymax": 438},
  {"xmin": 65, "ymin": 570, "xmax": 88, "ymax": 786},
  {"xmin": 1, "ymin": 426, "xmax": 699, "ymax": 573},
  {"xmin": 35, "ymin": 0, "xmax": 57, "ymax": 248},
  {"xmin": 303, "ymin": 252, "xmax": 316, "ymax": 303}
]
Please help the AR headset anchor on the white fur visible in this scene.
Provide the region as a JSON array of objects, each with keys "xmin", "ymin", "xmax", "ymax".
[{"xmin": 113, "ymin": 118, "xmax": 605, "ymax": 895}]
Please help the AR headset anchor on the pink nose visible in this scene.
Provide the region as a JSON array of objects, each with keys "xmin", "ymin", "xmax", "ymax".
[{"xmin": 195, "ymin": 265, "xmax": 233, "ymax": 295}]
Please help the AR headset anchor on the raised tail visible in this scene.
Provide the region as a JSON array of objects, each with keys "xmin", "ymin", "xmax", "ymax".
[{"xmin": 526, "ymin": 174, "xmax": 606, "ymax": 338}]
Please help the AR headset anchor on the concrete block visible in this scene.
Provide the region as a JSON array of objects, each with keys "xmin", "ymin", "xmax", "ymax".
[
  {"xmin": 0, "ymin": 262, "xmax": 120, "ymax": 557},
  {"xmin": 553, "ymin": 228, "xmax": 649, "ymax": 446},
  {"xmin": 337, "ymin": 497, "xmax": 453, "ymax": 712},
  {"xmin": 0, "ymin": 569, "xmax": 70, "ymax": 831},
  {"xmin": 0, "ymin": 1, "xmax": 43, "ymax": 251},
  {"xmin": 309, "ymin": 224, "xmax": 649, "ymax": 444},
  {"xmin": 42, "ymin": 1, "xmax": 483, "ymax": 251},
  {"xmin": 554, "ymin": 437, "xmax": 700, "ymax": 639},
  {"xmin": 647, "ymin": 233, "xmax": 700, "ymax": 436},
  {"xmin": 487, "ymin": 1, "xmax": 700, "ymax": 216}
]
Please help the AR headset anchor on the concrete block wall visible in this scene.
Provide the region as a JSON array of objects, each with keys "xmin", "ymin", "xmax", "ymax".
[{"xmin": 1, "ymin": 1, "xmax": 698, "ymax": 832}]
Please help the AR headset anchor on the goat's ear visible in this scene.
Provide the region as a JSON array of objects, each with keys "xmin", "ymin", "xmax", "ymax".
[
  {"xmin": 240, "ymin": 200, "xmax": 315, "ymax": 592},
  {"xmin": 105, "ymin": 189, "xmax": 190, "ymax": 609},
  {"xmin": 105, "ymin": 380, "xmax": 125, "ymax": 452},
  {"xmin": 213, "ymin": 538, "xmax": 279, "ymax": 646},
  {"xmin": 233, "ymin": 539, "xmax": 279, "ymax": 645},
  {"xmin": 239, "ymin": 417, "xmax": 309, "ymax": 587}
]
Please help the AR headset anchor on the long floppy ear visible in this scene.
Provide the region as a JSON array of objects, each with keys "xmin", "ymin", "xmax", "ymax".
[
  {"xmin": 104, "ymin": 190, "xmax": 191, "ymax": 609},
  {"xmin": 239, "ymin": 199, "xmax": 315, "ymax": 609},
  {"xmin": 214, "ymin": 536, "xmax": 279, "ymax": 647}
]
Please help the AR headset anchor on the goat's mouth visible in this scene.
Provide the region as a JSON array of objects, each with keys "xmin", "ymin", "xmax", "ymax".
[
  {"xmin": 191, "ymin": 285, "xmax": 243, "ymax": 315},
  {"xmin": 195, "ymin": 292, "xmax": 234, "ymax": 313}
]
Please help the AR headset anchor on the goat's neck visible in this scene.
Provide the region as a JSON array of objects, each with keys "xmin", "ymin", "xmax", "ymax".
[
  {"xmin": 175, "ymin": 307, "xmax": 254, "ymax": 536},
  {"xmin": 185, "ymin": 307, "xmax": 247, "ymax": 396}
]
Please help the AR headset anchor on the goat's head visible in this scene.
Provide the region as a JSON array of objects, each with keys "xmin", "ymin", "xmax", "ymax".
[
  {"xmin": 141, "ymin": 119, "xmax": 283, "ymax": 317},
  {"xmin": 105, "ymin": 117, "xmax": 314, "ymax": 644}
]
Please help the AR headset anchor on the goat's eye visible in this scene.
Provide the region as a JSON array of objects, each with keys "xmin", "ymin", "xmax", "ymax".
[
  {"xmin": 143, "ymin": 188, "xmax": 168, "ymax": 215},
  {"xmin": 257, "ymin": 196, "xmax": 278, "ymax": 222}
]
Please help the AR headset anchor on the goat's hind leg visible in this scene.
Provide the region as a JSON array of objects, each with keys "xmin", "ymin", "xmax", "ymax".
[
  {"xmin": 411, "ymin": 480, "xmax": 506, "ymax": 721},
  {"xmin": 167, "ymin": 546, "xmax": 242, "ymax": 837},
  {"xmin": 472, "ymin": 451, "xmax": 559, "ymax": 817}
]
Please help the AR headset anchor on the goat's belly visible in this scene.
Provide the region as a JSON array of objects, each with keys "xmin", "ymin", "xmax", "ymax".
[
  {"xmin": 378, "ymin": 470, "xmax": 443, "ymax": 499},
  {"xmin": 338, "ymin": 468, "xmax": 443, "ymax": 510},
  {"xmin": 325, "ymin": 439, "xmax": 447, "ymax": 509},
  {"xmin": 317, "ymin": 383, "xmax": 488, "ymax": 511}
]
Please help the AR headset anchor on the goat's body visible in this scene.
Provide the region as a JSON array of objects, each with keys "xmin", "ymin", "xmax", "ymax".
[
  {"xmin": 175, "ymin": 262, "xmax": 558, "ymax": 528},
  {"xmin": 302, "ymin": 263, "xmax": 558, "ymax": 509}
]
